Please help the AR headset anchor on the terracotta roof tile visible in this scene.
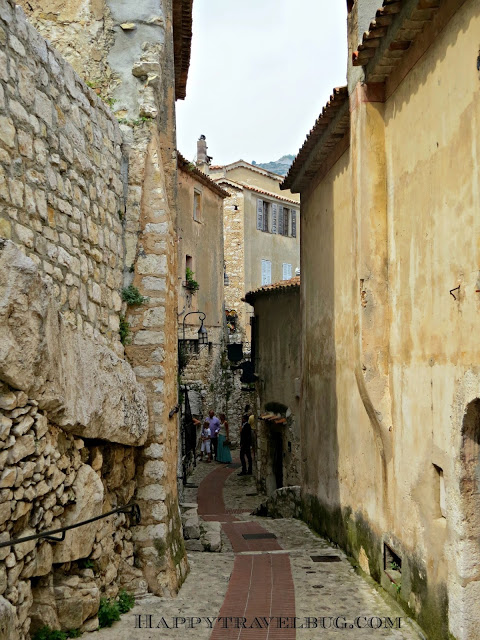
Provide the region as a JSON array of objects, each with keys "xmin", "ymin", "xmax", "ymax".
[
  {"xmin": 352, "ymin": 0, "xmax": 442, "ymax": 81},
  {"xmin": 281, "ymin": 87, "xmax": 349, "ymax": 192},
  {"xmin": 173, "ymin": 0, "xmax": 193, "ymax": 100},
  {"xmin": 214, "ymin": 178, "xmax": 300, "ymax": 205},
  {"xmin": 244, "ymin": 276, "xmax": 300, "ymax": 304}
]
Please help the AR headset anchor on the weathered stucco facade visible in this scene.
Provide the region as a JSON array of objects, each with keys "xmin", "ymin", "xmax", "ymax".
[
  {"xmin": 282, "ymin": 1, "xmax": 480, "ymax": 638},
  {"xmin": 204, "ymin": 160, "xmax": 300, "ymax": 341},
  {"xmin": 177, "ymin": 152, "xmax": 228, "ymax": 420},
  {"xmin": 0, "ymin": 0, "xmax": 193, "ymax": 635},
  {"xmin": 245, "ymin": 279, "xmax": 301, "ymax": 496}
]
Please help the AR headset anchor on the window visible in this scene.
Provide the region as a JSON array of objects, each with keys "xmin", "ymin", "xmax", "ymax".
[
  {"xmin": 193, "ymin": 189, "xmax": 202, "ymax": 221},
  {"xmin": 433, "ymin": 464, "xmax": 446, "ymax": 518},
  {"xmin": 262, "ymin": 201, "xmax": 269, "ymax": 232},
  {"xmin": 282, "ymin": 263, "xmax": 292, "ymax": 280},
  {"xmin": 291, "ymin": 210, "xmax": 297, "ymax": 238},
  {"xmin": 279, "ymin": 207, "xmax": 289, "ymax": 236},
  {"xmin": 257, "ymin": 198, "xmax": 274, "ymax": 233},
  {"xmin": 261, "ymin": 259, "xmax": 271, "ymax": 285}
]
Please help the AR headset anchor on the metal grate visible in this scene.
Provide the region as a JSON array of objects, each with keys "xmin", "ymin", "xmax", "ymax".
[
  {"xmin": 242, "ymin": 533, "xmax": 277, "ymax": 540},
  {"xmin": 311, "ymin": 555, "xmax": 341, "ymax": 563}
]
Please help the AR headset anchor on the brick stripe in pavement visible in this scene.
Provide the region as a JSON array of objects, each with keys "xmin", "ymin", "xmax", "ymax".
[{"xmin": 197, "ymin": 463, "xmax": 296, "ymax": 639}]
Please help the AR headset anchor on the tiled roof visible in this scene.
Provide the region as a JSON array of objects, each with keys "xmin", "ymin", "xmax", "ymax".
[
  {"xmin": 210, "ymin": 160, "xmax": 284, "ymax": 181},
  {"xmin": 177, "ymin": 152, "xmax": 230, "ymax": 198},
  {"xmin": 173, "ymin": 0, "xmax": 193, "ymax": 100},
  {"xmin": 244, "ymin": 276, "xmax": 300, "ymax": 304},
  {"xmin": 352, "ymin": 0, "xmax": 442, "ymax": 82},
  {"xmin": 214, "ymin": 178, "xmax": 300, "ymax": 205},
  {"xmin": 281, "ymin": 87, "xmax": 349, "ymax": 193}
]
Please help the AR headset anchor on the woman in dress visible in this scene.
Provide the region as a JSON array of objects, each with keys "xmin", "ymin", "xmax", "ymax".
[{"xmin": 216, "ymin": 413, "xmax": 232, "ymax": 463}]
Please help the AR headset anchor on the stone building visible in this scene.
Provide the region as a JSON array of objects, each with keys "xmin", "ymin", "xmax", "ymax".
[
  {"xmin": 0, "ymin": 0, "xmax": 194, "ymax": 636},
  {"xmin": 244, "ymin": 277, "xmax": 301, "ymax": 496},
  {"xmin": 281, "ymin": 1, "xmax": 480, "ymax": 638},
  {"xmin": 199, "ymin": 147, "xmax": 300, "ymax": 343},
  {"xmin": 177, "ymin": 152, "xmax": 229, "ymax": 421}
]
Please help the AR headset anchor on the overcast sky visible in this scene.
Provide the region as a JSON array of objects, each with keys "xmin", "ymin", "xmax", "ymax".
[{"xmin": 176, "ymin": 1, "xmax": 348, "ymax": 166}]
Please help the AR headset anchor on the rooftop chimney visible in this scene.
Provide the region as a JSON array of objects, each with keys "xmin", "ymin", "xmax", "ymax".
[{"xmin": 196, "ymin": 135, "xmax": 211, "ymax": 174}]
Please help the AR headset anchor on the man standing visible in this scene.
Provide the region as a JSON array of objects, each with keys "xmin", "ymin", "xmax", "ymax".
[
  {"xmin": 238, "ymin": 413, "xmax": 252, "ymax": 476},
  {"xmin": 206, "ymin": 409, "xmax": 221, "ymax": 461}
]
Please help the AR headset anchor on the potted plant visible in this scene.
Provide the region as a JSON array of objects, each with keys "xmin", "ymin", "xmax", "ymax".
[{"xmin": 184, "ymin": 267, "xmax": 199, "ymax": 293}]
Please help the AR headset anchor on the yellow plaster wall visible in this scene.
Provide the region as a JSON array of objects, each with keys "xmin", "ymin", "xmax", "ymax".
[
  {"xmin": 301, "ymin": 149, "xmax": 385, "ymax": 527},
  {"xmin": 177, "ymin": 168, "xmax": 225, "ymax": 328}
]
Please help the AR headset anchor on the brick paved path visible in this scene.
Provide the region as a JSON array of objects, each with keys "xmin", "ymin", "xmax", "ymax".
[
  {"xmin": 198, "ymin": 462, "xmax": 296, "ymax": 639},
  {"xmin": 81, "ymin": 458, "xmax": 424, "ymax": 640}
]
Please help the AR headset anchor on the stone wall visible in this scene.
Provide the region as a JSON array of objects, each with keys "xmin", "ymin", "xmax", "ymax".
[
  {"xmin": 15, "ymin": 0, "xmax": 190, "ymax": 597},
  {"xmin": 0, "ymin": 0, "xmax": 126, "ymax": 354},
  {"xmin": 0, "ymin": 381, "xmax": 143, "ymax": 638},
  {"xmin": 0, "ymin": 0, "xmax": 189, "ymax": 633},
  {"xmin": 223, "ymin": 188, "xmax": 247, "ymax": 339}
]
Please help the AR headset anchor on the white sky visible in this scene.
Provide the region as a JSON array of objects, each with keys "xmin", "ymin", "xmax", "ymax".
[{"xmin": 176, "ymin": 0, "xmax": 348, "ymax": 166}]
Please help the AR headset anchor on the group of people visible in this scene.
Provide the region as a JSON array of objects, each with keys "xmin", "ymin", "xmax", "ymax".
[
  {"xmin": 196, "ymin": 405, "xmax": 255, "ymax": 476},
  {"xmin": 197, "ymin": 410, "xmax": 232, "ymax": 464}
]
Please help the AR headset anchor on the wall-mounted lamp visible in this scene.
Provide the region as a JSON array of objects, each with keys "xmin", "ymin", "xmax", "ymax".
[{"xmin": 182, "ymin": 310, "xmax": 208, "ymax": 345}]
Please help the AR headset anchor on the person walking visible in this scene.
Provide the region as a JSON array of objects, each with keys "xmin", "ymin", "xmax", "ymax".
[
  {"xmin": 206, "ymin": 410, "xmax": 221, "ymax": 461},
  {"xmin": 216, "ymin": 413, "xmax": 232, "ymax": 464},
  {"xmin": 238, "ymin": 413, "xmax": 252, "ymax": 476}
]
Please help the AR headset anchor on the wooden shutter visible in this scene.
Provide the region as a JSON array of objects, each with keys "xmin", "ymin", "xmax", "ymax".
[
  {"xmin": 261, "ymin": 259, "xmax": 271, "ymax": 285},
  {"xmin": 278, "ymin": 206, "xmax": 284, "ymax": 236},
  {"xmin": 257, "ymin": 199, "xmax": 263, "ymax": 230},
  {"xmin": 284, "ymin": 209, "xmax": 289, "ymax": 235},
  {"xmin": 283, "ymin": 263, "xmax": 292, "ymax": 280},
  {"xmin": 272, "ymin": 203, "xmax": 277, "ymax": 234},
  {"xmin": 292, "ymin": 210, "xmax": 297, "ymax": 237}
]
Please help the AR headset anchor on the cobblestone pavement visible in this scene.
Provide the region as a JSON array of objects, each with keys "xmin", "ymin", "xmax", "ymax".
[{"xmin": 81, "ymin": 454, "xmax": 424, "ymax": 640}]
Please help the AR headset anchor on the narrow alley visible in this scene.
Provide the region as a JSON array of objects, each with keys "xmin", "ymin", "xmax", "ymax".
[{"xmin": 81, "ymin": 456, "xmax": 422, "ymax": 640}]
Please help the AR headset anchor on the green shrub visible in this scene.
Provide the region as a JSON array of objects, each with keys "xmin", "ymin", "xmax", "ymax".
[
  {"xmin": 119, "ymin": 315, "xmax": 131, "ymax": 346},
  {"xmin": 33, "ymin": 628, "xmax": 67, "ymax": 640},
  {"xmin": 185, "ymin": 268, "xmax": 199, "ymax": 292},
  {"xmin": 98, "ymin": 597, "xmax": 121, "ymax": 628},
  {"xmin": 118, "ymin": 589, "xmax": 135, "ymax": 614},
  {"xmin": 121, "ymin": 285, "xmax": 148, "ymax": 306},
  {"xmin": 33, "ymin": 628, "xmax": 81, "ymax": 640}
]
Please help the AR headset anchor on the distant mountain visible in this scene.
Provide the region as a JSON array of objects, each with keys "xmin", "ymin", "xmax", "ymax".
[{"xmin": 252, "ymin": 154, "xmax": 295, "ymax": 177}]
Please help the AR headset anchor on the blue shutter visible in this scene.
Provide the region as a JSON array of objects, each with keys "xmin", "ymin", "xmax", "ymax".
[
  {"xmin": 257, "ymin": 199, "xmax": 263, "ymax": 230},
  {"xmin": 278, "ymin": 206, "xmax": 284, "ymax": 235}
]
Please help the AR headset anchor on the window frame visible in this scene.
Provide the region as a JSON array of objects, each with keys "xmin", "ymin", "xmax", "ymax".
[{"xmin": 193, "ymin": 188, "xmax": 202, "ymax": 222}]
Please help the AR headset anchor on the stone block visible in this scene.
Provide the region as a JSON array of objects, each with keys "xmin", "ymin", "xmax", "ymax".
[
  {"xmin": 0, "ymin": 242, "xmax": 148, "ymax": 446},
  {"xmin": 0, "ymin": 595, "xmax": 19, "ymax": 640},
  {"xmin": 52, "ymin": 464, "xmax": 103, "ymax": 563},
  {"xmin": 200, "ymin": 521, "xmax": 221, "ymax": 552}
]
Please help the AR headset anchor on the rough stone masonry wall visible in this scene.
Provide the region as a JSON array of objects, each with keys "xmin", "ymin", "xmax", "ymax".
[
  {"xmin": 0, "ymin": 382, "xmax": 142, "ymax": 639},
  {"xmin": 223, "ymin": 188, "xmax": 247, "ymax": 339},
  {"xmin": 0, "ymin": 0, "xmax": 126, "ymax": 355},
  {"xmin": 17, "ymin": 0, "xmax": 188, "ymax": 597}
]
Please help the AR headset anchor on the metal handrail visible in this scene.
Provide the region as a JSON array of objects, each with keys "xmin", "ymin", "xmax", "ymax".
[{"xmin": 0, "ymin": 502, "xmax": 141, "ymax": 549}]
